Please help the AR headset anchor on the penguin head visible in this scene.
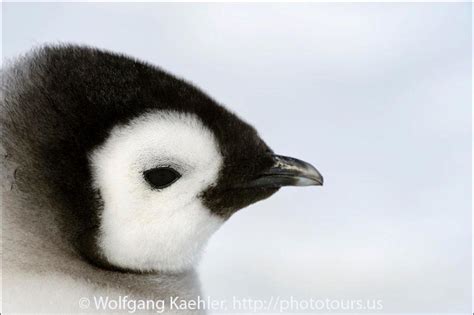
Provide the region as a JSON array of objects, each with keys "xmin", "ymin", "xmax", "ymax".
[{"xmin": 4, "ymin": 45, "xmax": 323, "ymax": 273}]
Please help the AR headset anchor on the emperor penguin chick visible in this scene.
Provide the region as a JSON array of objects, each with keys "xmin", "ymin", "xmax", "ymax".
[{"xmin": 1, "ymin": 45, "xmax": 323, "ymax": 313}]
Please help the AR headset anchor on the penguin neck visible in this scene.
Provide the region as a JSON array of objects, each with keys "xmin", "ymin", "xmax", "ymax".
[
  {"xmin": 2, "ymin": 173, "xmax": 201, "ymax": 290},
  {"xmin": 3, "ymin": 173, "xmax": 74, "ymax": 273},
  {"xmin": 3, "ymin": 191, "xmax": 203, "ymax": 302},
  {"xmin": 3, "ymin": 184, "xmax": 203, "ymax": 303},
  {"xmin": 2, "ymin": 153, "xmax": 89, "ymax": 276}
]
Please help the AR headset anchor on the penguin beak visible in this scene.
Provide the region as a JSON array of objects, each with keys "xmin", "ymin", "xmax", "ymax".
[{"xmin": 249, "ymin": 155, "xmax": 324, "ymax": 188}]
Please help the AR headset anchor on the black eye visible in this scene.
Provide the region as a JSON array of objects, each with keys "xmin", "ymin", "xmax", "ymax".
[{"xmin": 143, "ymin": 167, "xmax": 181, "ymax": 189}]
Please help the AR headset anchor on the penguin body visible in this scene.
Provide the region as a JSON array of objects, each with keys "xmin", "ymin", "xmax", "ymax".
[{"xmin": 1, "ymin": 45, "xmax": 322, "ymax": 313}]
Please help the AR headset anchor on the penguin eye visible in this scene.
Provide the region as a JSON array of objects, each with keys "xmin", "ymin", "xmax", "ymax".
[{"xmin": 143, "ymin": 167, "xmax": 181, "ymax": 189}]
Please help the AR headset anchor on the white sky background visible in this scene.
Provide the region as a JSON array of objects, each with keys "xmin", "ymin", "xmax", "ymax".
[{"xmin": 2, "ymin": 3, "xmax": 471, "ymax": 313}]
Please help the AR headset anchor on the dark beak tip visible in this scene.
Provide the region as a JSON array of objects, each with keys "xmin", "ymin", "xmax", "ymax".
[
  {"xmin": 301, "ymin": 175, "xmax": 323, "ymax": 187},
  {"xmin": 317, "ymin": 174, "xmax": 324, "ymax": 186}
]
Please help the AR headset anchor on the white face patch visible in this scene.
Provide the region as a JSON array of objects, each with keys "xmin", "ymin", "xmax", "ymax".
[{"xmin": 89, "ymin": 111, "xmax": 224, "ymax": 273}]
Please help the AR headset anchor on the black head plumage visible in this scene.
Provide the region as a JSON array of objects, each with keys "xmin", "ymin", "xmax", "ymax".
[{"xmin": 2, "ymin": 44, "xmax": 322, "ymax": 271}]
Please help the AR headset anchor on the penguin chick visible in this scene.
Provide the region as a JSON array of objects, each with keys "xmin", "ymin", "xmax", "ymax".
[{"xmin": 1, "ymin": 45, "xmax": 323, "ymax": 312}]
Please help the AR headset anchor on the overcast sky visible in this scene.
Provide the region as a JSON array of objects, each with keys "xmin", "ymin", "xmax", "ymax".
[{"xmin": 3, "ymin": 3, "xmax": 471, "ymax": 313}]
